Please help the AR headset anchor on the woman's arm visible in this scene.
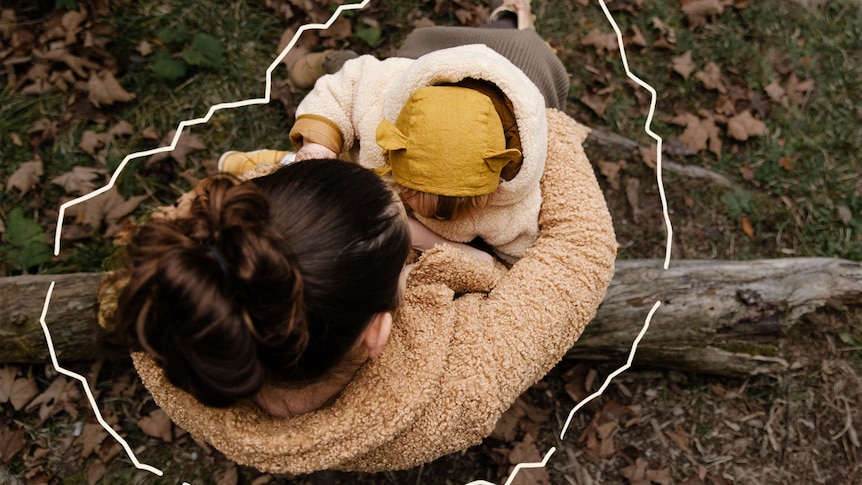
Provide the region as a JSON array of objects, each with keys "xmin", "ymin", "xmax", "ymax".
[{"xmin": 407, "ymin": 216, "xmax": 494, "ymax": 266}]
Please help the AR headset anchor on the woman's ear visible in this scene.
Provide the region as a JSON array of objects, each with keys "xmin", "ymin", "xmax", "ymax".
[{"xmin": 362, "ymin": 312, "xmax": 393, "ymax": 359}]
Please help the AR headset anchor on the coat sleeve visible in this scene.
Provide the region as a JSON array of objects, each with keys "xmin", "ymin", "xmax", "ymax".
[
  {"xmin": 289, "ymin": 55, "xmax": 412, "ymax": 155},
  {"xmin": 348, "ymin": 110, "xmax": 618, "ymax": 470},
  {"xmin": 474, "ymin": 109, "xmax": 616, "ymax": 400}
]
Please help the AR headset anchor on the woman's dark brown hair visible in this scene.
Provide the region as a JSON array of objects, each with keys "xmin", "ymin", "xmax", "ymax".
[{"xmin": 112, "ymin": 159, "xmax": 410, "ymax": 407}]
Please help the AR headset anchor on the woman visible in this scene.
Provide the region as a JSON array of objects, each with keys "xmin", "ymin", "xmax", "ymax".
[
  {"xmin": 110, "ymin": 159, "xmax": 410, "ymax": 416},
  {"xmin": 221, "ymin": 0, "xmax": 568, "ymax": 262}
]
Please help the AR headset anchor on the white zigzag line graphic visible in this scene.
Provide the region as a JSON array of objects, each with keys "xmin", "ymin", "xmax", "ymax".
[
  {"xmin": 53, "ymin": 0, "xmax": 371, "ymax": 255},
  {"xmin": 464, "ymin": 0, "xmax": 674, "ymax": 482},
  {"xmin": 39, "ymin": 282, "xmax": 164, "ymax": 476},
  {"xmin": 558, "ymin": 300, "xmax": 661, "ymax": 440},
  {"xmin": 595, "ymin": 0, "xmax": 674, "ymax": 270},
  {"xmin": 466, "ymin": 447, "xmax": 557, "ymax": 485},
  {"xmin": 38, "ymin": 0, "xmax": 674, "ymax": 481},
  {"xmin": 41, "ymin": 0, "xmax": 371, "ymax": 478}
]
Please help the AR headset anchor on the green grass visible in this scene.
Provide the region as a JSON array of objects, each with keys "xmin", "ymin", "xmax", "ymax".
[
  {"xmin": 539, "ymin": 0, "xmax": 861, "ymax": 260},
  {"xmin": 1, "ymin": 0, "xmax": 295, "ymax": 275}
]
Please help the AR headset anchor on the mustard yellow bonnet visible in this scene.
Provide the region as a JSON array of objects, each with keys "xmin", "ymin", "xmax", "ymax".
[{"xmin": 376, "ymin": 85, "xmax": 521, "ymax": 197}]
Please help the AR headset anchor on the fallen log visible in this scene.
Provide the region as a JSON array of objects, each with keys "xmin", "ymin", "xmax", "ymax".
[
  {"xmin": 2, "ymin": 258, "xmax": 860, "ymax": 376},
  {"xmin": 568, "ymin": 258, "xmax": 862, "ymax": 376}
]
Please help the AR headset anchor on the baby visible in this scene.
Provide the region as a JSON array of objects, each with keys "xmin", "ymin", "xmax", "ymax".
[{"xmin": 222, "ymin": 1, "xmax": 566, "ymax": 263}]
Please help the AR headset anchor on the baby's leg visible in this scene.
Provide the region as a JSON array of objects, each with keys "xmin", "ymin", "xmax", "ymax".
[{"xmin": 487, "ymin": 0, "xmax": 534, "ymax": 30}]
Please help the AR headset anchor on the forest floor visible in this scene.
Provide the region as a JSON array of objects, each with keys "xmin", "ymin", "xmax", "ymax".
[{"xmin": 1, "ymin": 0, "xmax": 860, "ymax": 483}]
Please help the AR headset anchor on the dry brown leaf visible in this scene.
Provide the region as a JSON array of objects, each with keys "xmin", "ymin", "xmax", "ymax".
[
  {"xmin": 1, "ymin": 366, "xmax": 32, "ymax": 408},
  {"xmin": 508, "ymin": 433, "xmax": 542, "ymax": 463},
  {"xmin": 837, "ymin": 205, "xmax": 852, "ymax": 225},
  {"xmin": 727, "ymin": 111, "xmax": 766, "ymax": 141},
  {"xmin": 454, "ymin": 8, "xmax": 473, "ymax": 24},
  {"xmin": 59, "ymin": 223, "xmax": 93, "ymax": 241},
  {"xmin": 137, "ymin": 40, "xmax": 153, "ymax": 56},
  {"xmin": 87, "ymin": 71, "xmax": 136, "ymax": 107},
  {"xmin": 639, "ymin": 144, "xmax": 658, "ymax": 170},
  {"xmin": 79, "ymin": 130, "xmax": 109, "ymax": 155},
  {"xmin": 61, "ymin": 10, "xmax": 86, "ymax": 44},
  {"xmin": 6, "ymin": 158, "xmax": 44, "ymax": 195},
  {"xmin": 740, "ymin": 166, "xmax": 755, "ymax": 181},
  {"xmin": 595, "ymin": 420, "xmax": 617, "ymax": 456},
  {"xmin": 765, "ymin": 81, "xmax": 787, "ymax": 107},
  {"xmin": 97, "ymin": 440, "xmax": 122, "ymax": 463},
  {"xmin": 670, "ymin": 111, "xmax": 722, "ymax": 157},
  {"xmin": 87, "ymin": 459, "xmax": 106, "ymax": 485},
  {"xmin": 621, "ymin": 457, "xmax": 650, "ymax": 485},
  {"xmin": 249, "ymin": 476, "xmax": 273, "ymax": 485},
  {"xmin": 137, "ymin": 128, "xmax": 159, "ymax": 142},
  {"xmin": 741, "ymin": 216, "xmax": 755, "ymax": 237},
  {"xmin": 514, "ymin": 397, "xmax": 551, "ymax": 423},
  {"xmin": 647, "ymin": 467, "xmax": 673, "ymax": 485},
  {"xmin": 0, "ymin": 426, "xmax": 26, "ymax": 463},
  {"xmin": 317, "ymin": 16, "xmax": 352, "ymax": 43},
  {"xmin": 146, "ymin": 131, "xmax": 208, "ymax": 168},
  {"xmin": 672, "ymin": 51, "xmax": 696, "ymax": 79},
  {"xmin": 601, "ymin": 400, "xmax": 635, "ymax": 422},
  {"xmin": 606, "ymin": 0, "xmax": 645, "ymax": 13},
  {"xmin": 507, "ymin": 433, "xmax": 550, "ymax": 485},
  {"xmin": 19, "ymin": 80, "xmax": 48, "ymax": 96},
  {"xmin": 580, "ymin": 28, "xmax": 618, "ymax": 54},
  {"xmin": 24, "ymin": 376, "xmax": 82, "ymax": 423},
  {"xmin": 109, "ymin": 369, "xmax": 139, "ymax": 398},
  {"xmin": 29, "ymin": 118, "xmax": 59, "ymax": 146},
  {"xmin": 15, "ymin": 61, "xmax": 50, "ymax": 92},
  {"xmin": 491, "ymin": 405, "xmax": 523, "ymax": 441},
  {"xmin": 76, "ymin": 422, "xmax": 108, "ymax": 458},
  {"xmin": 785, "ymin": 73, "xmax": 815, "ymax": 106},
  {"xmin": 562, "ymin": 363, "xmax": 592, "ymax": 403},
  {"xmin": 695, "ymin": 62, "xmax": 725, "ymax": 92},
  {"xmin": 778, "ymin": 156, "xmax": 793, "ymax": 171},
  {"xmin": 33, "ymin": 48, "xmax": 97, "ymax": 78},
  {"xmin": 0, "ymin": 9, "xmax": 17, "ymax": 37},
  {"xmin": 48, "ymin": 69, "xmax": 75, "ymax": 92},
  {"xmin": 216, "ymin": 463, "xmax": 239, "ymax": 485},
  {"xmin": 625, "ymin": 25, "xmax": 647, "ymax": 47},
  {"xmin": 9, "ymin": 372, "xmax": 38, "ymax": 411},
  {"xmin": 64, "ymin": 186, "xmax": 147, "ymax": 236},
  {"xmin": 681, "ymin": 0, "xmax": 725, "ymax": 27},
  {"xmin": 652, "ymin": 16, "xmax": 676, "ymax": 47},
  {"xmin": 665, "ymin": 424, "xmax": 691, "ymax": 451},
  {"xmin": 137, "ymin": 408, "xmax": 173, "ymax": 442},
  {"xmin": 597, "ymin": 160, "xmax": 626, "ymax": 190},
  {"xmin": 697, "ymin": 109, "xmax": 723, "ymax": 157},
  {"xmin": 579, "ymin": 91, "xmax": 610, "ymax": 116},
  {"xmin": 680, "ymin": 475, "xmax": 708, "ymax": 485},
  {"xmin": 109, "ymin": 120, "xmax": 135, "ymax": 137},
  {"xmin": 672, "ymin": 113, "xmax": 709, "ymax": 152},
  {"xmin": 178, "ymin": 168, "xmax": 201, "ymax": 187}
]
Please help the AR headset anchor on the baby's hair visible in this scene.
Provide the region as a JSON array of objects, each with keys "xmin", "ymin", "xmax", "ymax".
[
  {"xmin": 397, "ymin": 186, "xmax": 491, "ymax": 221},
  {"xmin": 112, "ymin": 159, "xmax": 410, "ymax": 407}
]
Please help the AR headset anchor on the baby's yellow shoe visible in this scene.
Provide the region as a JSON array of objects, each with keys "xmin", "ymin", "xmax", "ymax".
[{"xmin": 218, "ymin": 150, "xmax": 293, "ymax": 175}]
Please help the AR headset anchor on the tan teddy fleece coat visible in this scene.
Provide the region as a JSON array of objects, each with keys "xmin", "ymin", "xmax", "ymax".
[
  {"xmin": 133, "ymin": 109, "xmax": 616, "ymax": 474},
  {"xmin": 291, "ymin": 44, "xmax": 549, "ymax": 262}
]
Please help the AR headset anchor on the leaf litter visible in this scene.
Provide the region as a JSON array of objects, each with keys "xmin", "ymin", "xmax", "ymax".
[{"xmin": 1, "ymin": 0, "xmax": 860, "ymax": 483}]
